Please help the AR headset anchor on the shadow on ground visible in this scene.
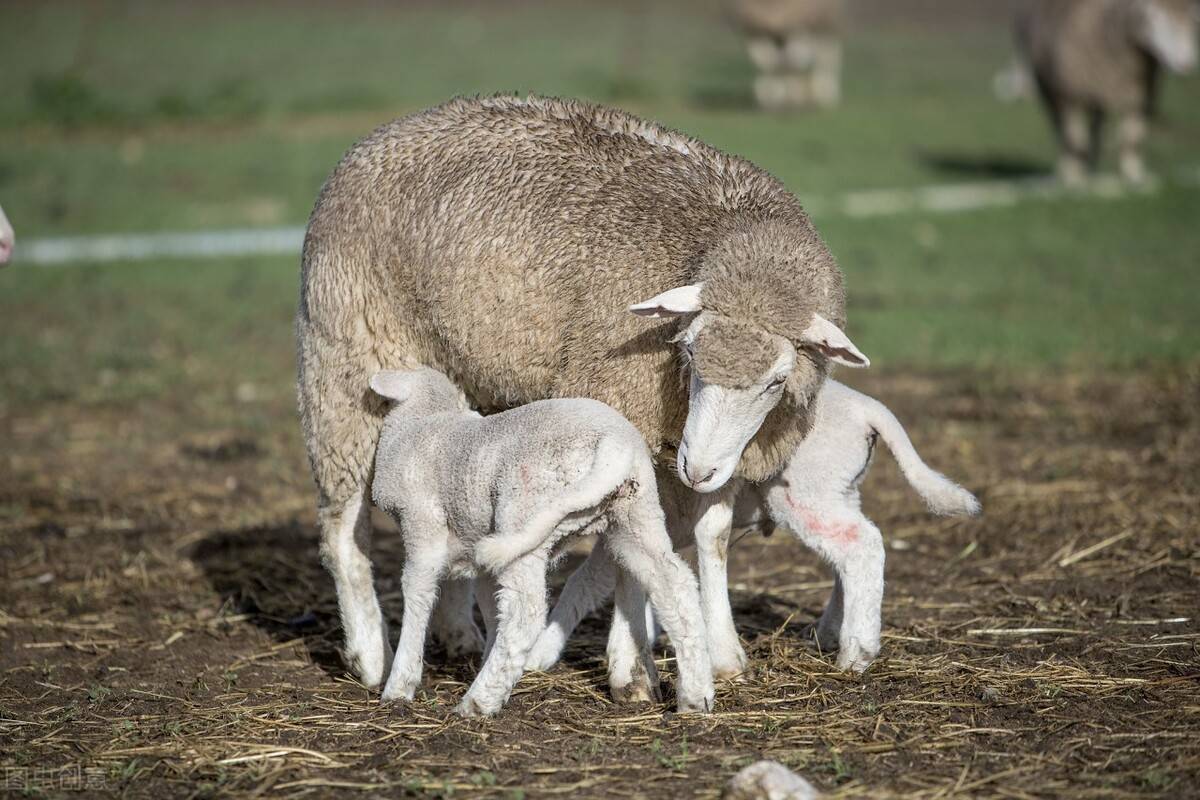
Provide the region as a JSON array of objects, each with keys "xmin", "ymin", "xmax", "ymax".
[{"xmin": 917, "ymin": 149, "xmax": 1048, "ymax": 179}]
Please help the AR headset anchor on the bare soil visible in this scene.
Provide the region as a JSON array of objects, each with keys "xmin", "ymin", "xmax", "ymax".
[{"xmin": 2, "ymin": 367, "xmax": 1198, "ymax": 798}]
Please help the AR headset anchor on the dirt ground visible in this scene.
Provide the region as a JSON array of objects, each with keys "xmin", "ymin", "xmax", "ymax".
[{"xmin": 1, "ymin": 367, "xmax": 1198, "ymax": 798}]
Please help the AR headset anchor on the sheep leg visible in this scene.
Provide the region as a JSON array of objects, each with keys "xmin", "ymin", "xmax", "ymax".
[
  {"xmin": 810, "ymin": 37, "xmax": 842, "ymax": 108},
  {"xmin": 776, "ymin": 496, "xmax": 885, "ymax": 673},
  {"xmin": 526, "ymin": 540, "xmax": 618, "ymax": 671},
  {"xmin": 1056, "ymin": 103, "xmax": 1091, "ymax": 185},
  {"xmin": 607, "ymin": 568, "xmax": 662, "ymax": 704},
  {"xmin": 781, "ymin": 33, "xmax": 817, "ymax": 110},
  {"xmin": 693, "ymin": 490, "xmax": 748, "ymax": 680},
  {"xmin": 431, "ymin": 577, "xmax": 484, "ymax": 658},
  {"xmin": 319, "ymin": 489, "xmax": 392, "ymax": 690},
  {"xmin": 608, "ymin": 510, "xmax": 714, "ymax": 713},
  {"xmin": 298, "ymin": 322, "xmax": 392, "ymax": 690},
  {"xmin": 380, "ymin": 539, "xmax": 448, "ymax": 703},
  {"xmin": 829, "ymin": 518, "xmax": 884, "ymax": 672},
  {"xmin": 748, "ymin": 37, "xmax": 790, "ymax": 111},
  {"xmin": 810, "ymin": 574, "xmax": 844, "ymax": 653},
  {"xmin": 1117, "ymin": 112, "xmax": 1148, "ymax": 184},
  {"xmin": 476, "ymin": 572, "xmax": 499, "ymax": 663},
  {"xmin": 457, "ymin": 556, "xmax": 548, "ymax": 717}
]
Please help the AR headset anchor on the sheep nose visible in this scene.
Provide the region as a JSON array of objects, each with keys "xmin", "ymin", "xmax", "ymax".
[{"xmin": 681, "ymin": 453, "xmax": 717, "ymax": 488}]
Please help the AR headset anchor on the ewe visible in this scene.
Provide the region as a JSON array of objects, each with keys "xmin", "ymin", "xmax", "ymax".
[
  {"xmin": 728, "ymin": 0, "xmax": 845, "ymax": 110},
  {"xmin": 298, "ymin": 95, "xmax": 862, "ymax": 691},
  {"xmin": 528, "ymin": 380, "xmax": 980, "ymax": 675},
  {"xmin": 1015, "ymin": 0, "xmax": 1198, "ymax": 183},
  {"xmin": 369, "ymin": 368, "xmax": 714, "ymax": 716}
]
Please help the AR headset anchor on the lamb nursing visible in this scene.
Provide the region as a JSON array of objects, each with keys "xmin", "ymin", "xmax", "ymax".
[
  {"xmin": 369, "ymin": 368, "xmax": 714, "ymax": 716},
  {"xmin": 297, "ymin": 94, "xmax": 861, "ymax": 692}
]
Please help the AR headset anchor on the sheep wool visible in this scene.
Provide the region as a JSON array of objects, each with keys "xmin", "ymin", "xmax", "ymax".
[{"xmin": 297, "ymin": 94, "xmax": 847, "ymax": 507}]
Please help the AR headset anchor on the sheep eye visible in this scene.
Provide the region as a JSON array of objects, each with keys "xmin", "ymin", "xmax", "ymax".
[{"xmin": 764, "ymin": 375, "xmax": 787, "ymax": 393}]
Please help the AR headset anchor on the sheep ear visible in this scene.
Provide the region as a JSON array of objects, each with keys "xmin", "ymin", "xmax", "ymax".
[
  {"xmin": 629, "ymin": 284, "xmax": 704, "ymax": 318},
  {"xmin": 800, "ymin": 314, "xmax": 870, "ymax": 368},
  {"xmin": 369, "ymin": 370, "xmax": 415, "ymax": 402}
]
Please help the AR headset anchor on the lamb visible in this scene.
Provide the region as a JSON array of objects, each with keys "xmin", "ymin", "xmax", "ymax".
[
  {"xmin": 367, "ymin": 367, "xmax": 714, "ymax": 715},
  {"xmin": 526, "ymin": 379, "xmax": 980, "ymax": 675},
  {"xmin": 728, "ymin": 0, "xmax": 845, "ymax": 110},
  {"xmin": 0, "ymin": 204, "xmax": 13, "ymax": 266},
  {"xmin": 297, "ymin": 94, "xmax": 864, "ymax": 691},
  {"xmin": 1014, "ymin": 0, "xmax": 1198, "ymax": 183}
]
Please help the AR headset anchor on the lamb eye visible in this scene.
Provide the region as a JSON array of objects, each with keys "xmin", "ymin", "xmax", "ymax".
[{"xmin": 765, "ymin": 375, "xmax": 787, "ymax": 392}]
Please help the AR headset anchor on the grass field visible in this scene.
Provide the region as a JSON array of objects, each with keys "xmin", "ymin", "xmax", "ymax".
[{"xmin": 1, "ymin": 1, "xmax": 1199, "ymax": 797}]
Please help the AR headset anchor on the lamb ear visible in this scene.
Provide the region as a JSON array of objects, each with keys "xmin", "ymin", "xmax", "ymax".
[
  {"xmin": 800, "ymin": 314, "xmax": 870, "ymax": 368},
  {"xmin": 629, "ymin": 284, "xmax": 704, "ymax": 318},
  {"xmin": 369, "ymin": 370, "xmax": 415, "ymax": 402}
]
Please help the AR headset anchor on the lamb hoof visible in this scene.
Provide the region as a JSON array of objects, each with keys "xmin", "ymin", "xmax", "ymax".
[
  {"xmin": 676, "ymin": 687, "xmax": 716, "ymax": 714},
  {"xmin": 611, "ymin": 680, "xmax": 662, "ymax": 705},
  {"xmin": 712, "ymin": 649, "xmax": 751, "ymax": 682},
  {"xmin": 379, "ymin": 684, "xmax": 416, "ymax": 705},
  {"xmin": 455, "ymin": 695, "xmax": 500, "ymax": 718},
  {"xmin": 524, "ymin": 635, "xmax": 565, "ymax": 672},
  {"xmin": 438, "ymin": 625, "xmax": 485, "ymax": 659},
  {"xmin": 343, "ymin": 641, "xmax": 392, "ymax": 691},
  {"xmin": 835, "ymin": 640, "xmax": 879, "ymax": 674},
  {"xmin": 801, "ymin": 623, "xmax": 839, "ymax": 654}
]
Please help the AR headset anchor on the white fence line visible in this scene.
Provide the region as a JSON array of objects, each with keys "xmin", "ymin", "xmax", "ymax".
[{"xmin": 15, "ymin": 168, "xmax": 1199, "ymax": 267}]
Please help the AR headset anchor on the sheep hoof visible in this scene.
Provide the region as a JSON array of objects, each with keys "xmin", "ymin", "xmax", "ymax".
[
  {"xmin": 711, "ymin": 648, "xmax": 751, "ymax": 682},
  {"xmin": 676, "ymin": 688, "xmax": 716, "ymax": 714},
  {"xmin": 342, "ymin": 642, "xmax": 392, "ymax": 691},
  {"xmin": 835, "ymin": 640, "xmax": 879, "ymax": 674},
  {"xmin": 379, "ymin": 684, "xmax": 416, "ymax": 705},
  {"xmin": 713, "ymin": 665, "xmax": 751, "ymax": 683},
  {"xmin": 611, "ymin": 680, "xmax": 662, "ymax": 705},
  {"xmin": 455, "ymin": 695, "xmax": 500, "ymax": 718},
  {"xmin": 800, "ymin": 623, "xmax": 839, "ymax": 654},
  {"xmin": 437, "ymin": 625, "xmax": 485, "ymax": 659}
]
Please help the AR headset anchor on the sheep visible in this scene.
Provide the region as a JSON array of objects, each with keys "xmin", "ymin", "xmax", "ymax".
[
  {"xmin": 297, "ymin": 94, "xmax": 864, "ymax": 691},
  {"xmin": 0, "ymin": 204, "xmax": 13, "ymax": 266},
  {"xmin": 1014, "ymin": 0, "xmax": 1198, "ymax": 183},
  {"xmin": 728, "ymin": 0, "xmax": 845, "ymax": 110},
  {"xmin": 526, "ymin": 379, "xmax": 980, "ymax": 676},
  {"xmin": 367, "ymin": 367, "xmax": 714, "ymax": 715}
]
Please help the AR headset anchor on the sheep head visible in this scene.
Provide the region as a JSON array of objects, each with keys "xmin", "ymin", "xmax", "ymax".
[{"xmin": 629, "ymin": 221, "xmax": 866, "ymax": 493}]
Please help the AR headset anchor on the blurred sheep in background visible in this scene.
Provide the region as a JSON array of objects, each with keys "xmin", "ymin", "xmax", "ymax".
[
  {"xmin": 728, "ymin": 0, "xmax": 845, "ymax": 110},
  {"xmin": 1005, "ymin": 0, "xmax": 1199, "ymax": 183}
]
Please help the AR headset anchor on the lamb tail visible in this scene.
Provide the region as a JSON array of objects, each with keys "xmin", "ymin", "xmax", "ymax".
[
  {"xmin": 475, "ymin": 439, "xmax": 636, "ymax": 573},
  {"xmin": 863, "ymin": 399, "xmax": 981, "ymax": 518}
]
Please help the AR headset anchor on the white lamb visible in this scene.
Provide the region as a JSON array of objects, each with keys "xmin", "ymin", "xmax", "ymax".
[
  {"xmin": 368, "ymin": 368, "xmax": 714, "ymax": 716},
  {"xmin": 528, "ymin": 379, "xmax": 981, "ymax": 675}
]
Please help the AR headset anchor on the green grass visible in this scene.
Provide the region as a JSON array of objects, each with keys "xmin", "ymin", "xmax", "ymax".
[{"xmin": 1, "ymin": 0, "xmax": 1198, "ymax": 395}]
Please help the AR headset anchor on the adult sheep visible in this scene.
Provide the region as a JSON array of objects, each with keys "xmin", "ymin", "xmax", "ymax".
[
  {"xmin": 1015, "ymin": 0, "xmax": 1198, "ymax": 183},
  {"xmin": 297, "ymin": 95, "xmax": 866, "ymax": 691}
]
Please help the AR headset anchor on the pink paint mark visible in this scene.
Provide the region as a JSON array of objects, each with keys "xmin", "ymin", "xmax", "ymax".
[
  {"xmin": 519, "ymin": 464, "xmax": 532, "ymax": 493},
  {"xmin": 785, "ymin": 492, "xmax": 859, "ymax": 545}
]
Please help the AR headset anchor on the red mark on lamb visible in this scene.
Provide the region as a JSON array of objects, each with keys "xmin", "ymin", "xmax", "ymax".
[{"xmin": 785, "ymin": 492, "xmax": 858, "ymax": 545}]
